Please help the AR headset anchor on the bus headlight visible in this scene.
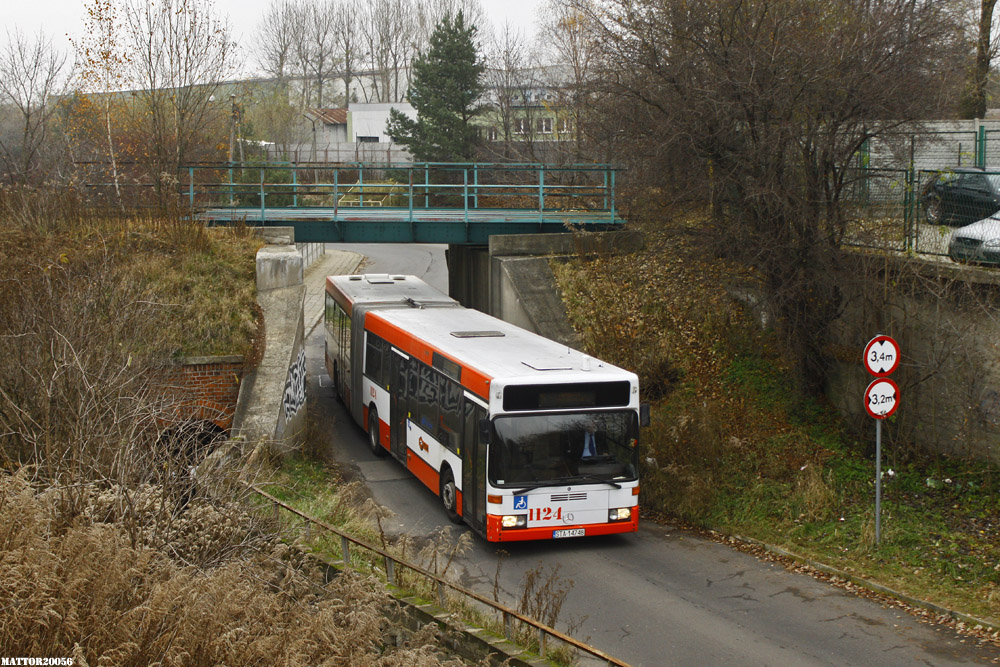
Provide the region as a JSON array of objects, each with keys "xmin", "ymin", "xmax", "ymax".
[
  {"xmin": 609, "ymin": 507, "xmax": 632, "ymax": 522},
  {"xmin": 502, "ymin": 514, "xmax": 527, "ymax": 529}
]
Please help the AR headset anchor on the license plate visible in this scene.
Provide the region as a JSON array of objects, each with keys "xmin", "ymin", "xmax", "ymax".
[{"xmin": 552, "ymin": 528, "xmax": 585, "ymax": 539}]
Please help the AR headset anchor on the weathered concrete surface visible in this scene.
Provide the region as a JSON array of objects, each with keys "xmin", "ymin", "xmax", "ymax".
[
  {"xmin": 496, "ymin": 257, "xmax": 581, "ymax": 348},
  {"xmin": 489, "ymin": 230, "xmax": 644, "ymax": 258},
  {"xmin": 826, "ymin": 253, "xmax": 1000, "ymax": 463},
  {"xmin": 256, "ymin": 245, "xmax": 304, "ymax": 291},
  {"xmin": 232, "ymin": 242, "xmax": 308, "ymax": 456},
  {"xmin": 445, "ymin": 231, "xmax": 643, "ymax": 348},
  {"xmin": 259, "ymin": 226, "xmax": 296, "ymax": 245},
  {"xmin": 232, "ymin": 282, "xmax": 307, "ymax": 456},
  {"xmin": 255, "ymin": 225, "xmax": 325, "ymax": 270}
]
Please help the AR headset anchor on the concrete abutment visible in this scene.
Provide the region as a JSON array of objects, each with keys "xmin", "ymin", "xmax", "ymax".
[{"xmin": 446, "ymin": 231, "xmax": 645, "ymax": 348}]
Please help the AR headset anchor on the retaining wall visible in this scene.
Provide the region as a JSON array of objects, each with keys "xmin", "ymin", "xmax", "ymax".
[
  {"xmin": 826, "ymin": 256, "xmax": 1000, "ymax": 463},
  {"xmin": 232, "ymin": 236, "xmax": 309, "ymax": 456},
  {"xmin": 446, "ymin": 231, "xmax": 644, "ymax": 348}
]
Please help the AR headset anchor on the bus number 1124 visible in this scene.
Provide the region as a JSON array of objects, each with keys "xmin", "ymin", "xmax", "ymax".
[{"xmin": 529, "ymin": 507, "xmax": 563, "ymax": 521}]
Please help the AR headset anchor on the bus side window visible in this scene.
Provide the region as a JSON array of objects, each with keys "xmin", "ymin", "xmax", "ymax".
[
  {"xmin": 416, "ymin": 363, "xmax": 440, "ymax": 434},
  {"xmin": 439, "ymin": 377, "xmax": 463, "ymax": 453},
  {"xmin": 364, "ymin": 332, "xmax": 384, "ymax": 384},
  {"xmin": 325, "ymin": 294, "xmax": 340, "ymax": 356},
  {"xmin": 339, "ymin": 306, "xmax": 351, "ymax": 384},
  {"xmin": 324, "ymin": 294, "xmax": 334, "ymax": 330}
]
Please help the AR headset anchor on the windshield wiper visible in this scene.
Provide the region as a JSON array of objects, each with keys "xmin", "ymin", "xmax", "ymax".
[
  {"xmin": 509, "ymin": 482, "xmax": 554, "ymax": 495},
  {"xmin": 567, "ymin": 474, "xmax": 622, "ymax": 489}
]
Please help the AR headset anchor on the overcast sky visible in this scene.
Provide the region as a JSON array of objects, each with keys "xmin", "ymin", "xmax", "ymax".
[{"xmin": 4, "ymin": 0, "xmax": 542, "ymax": 71}]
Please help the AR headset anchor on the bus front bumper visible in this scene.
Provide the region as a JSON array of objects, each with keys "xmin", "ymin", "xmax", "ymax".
[{"xmin": 485, "ymin": 507, "xmax": 639, "ymax": 542}]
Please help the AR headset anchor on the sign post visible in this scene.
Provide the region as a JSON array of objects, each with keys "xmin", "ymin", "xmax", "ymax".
[{"xmin": 863, "ymin": 335, "xmax": 900, "ymax": 546}]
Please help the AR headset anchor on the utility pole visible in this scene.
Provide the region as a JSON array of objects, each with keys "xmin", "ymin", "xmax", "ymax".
[{"xmin": 229, "ymin": 94, "xmax": 237, "ymax": 163}]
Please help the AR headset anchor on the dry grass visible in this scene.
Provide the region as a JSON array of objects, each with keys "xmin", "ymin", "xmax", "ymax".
[
  {"xmin": 0, "ymin": 186, "xmax": 263, "ymax": 361},
  {"xmin": 0, "ymin": 469, "xmax": 472, "ymax": 665},
  {"xmin": 0, "ymin": 189, "xmax": 263, "ymax": 479},
  {"xmin": 266, "ymin": 458, "xmax": 583, "ymax": 664},
  {"xmin": 0, "ymin": 187, "xmax": 478, "ymax": 664}
]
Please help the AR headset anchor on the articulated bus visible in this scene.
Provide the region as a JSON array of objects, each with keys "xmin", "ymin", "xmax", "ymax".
[{"xmin": 324, "ymin": 274, "xmax": 648, "ymax": 542}]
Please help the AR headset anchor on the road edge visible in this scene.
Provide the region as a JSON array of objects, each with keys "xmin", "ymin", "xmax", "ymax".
[{"xmin": 727, "ymin": 532, "xmax": 1000, "ymax": 638}]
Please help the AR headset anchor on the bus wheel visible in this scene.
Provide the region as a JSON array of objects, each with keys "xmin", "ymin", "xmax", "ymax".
[
  {"xmin": 368, "ymin": 407, "xmax": 386, "ymax": 457},
  {"xmin": 440, "ymin": 468, "xmax": 461, "ymax": 524}
]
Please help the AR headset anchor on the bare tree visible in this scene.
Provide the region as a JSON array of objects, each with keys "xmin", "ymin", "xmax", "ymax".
[
  {"xmin": 124, "ymin": 0, "xmax": 238, "ymax": 194},
  {"xmin": 333, "ymin": 0, "xmax": 362, "ymax": 107},
  {"xmin": 71, "ymin": 0, "xmax": 131, "ymax": 205},
  {"xmin": 537, "ymin": 0, "xmax": 597, "ymax": 161},
  {"xmin": 302, "ymin": 1, "xmax": 339, "ymax": 108},
  {"xmin": 290, "ymin": 1, "xmax": 315, "ymax": 109},
  {"xmin": 577, "ymin": 0, "xmax": 966, "ymax": 391},
  {"xmin": 963, "ymin": 0, "xmax": 999, "ymax": 118},
  {"xmin": 359, "ymin": 0, "xmax": 417, "ymax": 103},
  {"xmin": 482, "ymin": 23, "xmax": 533, "ymax": 159},
  {"xmin": 245, "ymin": 85, "xmax": 303, "ymax": 157},
  {"xmin": 0, "ymin": 30, "xmax": 68, "ymax": 184},
  {"xmin": 254, "ymin": 0, "xmax": 298, "ymax": 83}
]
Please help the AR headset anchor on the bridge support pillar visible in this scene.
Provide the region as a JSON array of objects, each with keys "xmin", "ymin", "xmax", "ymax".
[
  {"xmin": 445, "ymin": 244, "xmax": 489, "ymax": 311},
  {"xmin": 446, "ymin": 232, "xmax": 643, "ymax": 348}
]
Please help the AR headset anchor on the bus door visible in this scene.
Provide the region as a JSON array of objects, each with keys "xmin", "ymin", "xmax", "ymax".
[
  {"xmin": 388, "ymin": 349, "xmax": 408, "ymax": 461},
  {"xmin": 462, "ymin": 396, "xmax": 488, "ymax": 532}
]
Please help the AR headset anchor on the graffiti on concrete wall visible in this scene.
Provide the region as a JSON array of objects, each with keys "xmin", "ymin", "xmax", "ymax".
[{"xmin": 283, "ymin": 348, "xmax": 306, "ymax": 421}]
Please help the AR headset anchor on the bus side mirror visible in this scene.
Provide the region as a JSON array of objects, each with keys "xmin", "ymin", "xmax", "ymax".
[
  {"xmin": 640, "ymin": 403, "xmax": 651, "ymax": 427},
  {"xmin": 478, "ymin": 418, "xmax": 490, "ymax": 444}
]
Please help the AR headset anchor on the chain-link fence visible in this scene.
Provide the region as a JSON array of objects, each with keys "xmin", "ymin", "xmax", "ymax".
[
  {"xmin": 841, "ymin": 167, "xmax": 911, "ymax": 252},
  {"xmin": 843, "ymin": 129, "xmax": 1000, "ymax": 264}
]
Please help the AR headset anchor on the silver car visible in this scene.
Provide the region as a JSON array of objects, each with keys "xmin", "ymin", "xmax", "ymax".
[{"xmin": 948, "ymin": 215, "xmax": 1000, "ymax": 264}]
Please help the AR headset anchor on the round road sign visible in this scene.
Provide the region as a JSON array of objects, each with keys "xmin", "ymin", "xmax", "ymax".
[
  {"xmin": 864, "ymin": 335, "xmax": 900, "ymax": 377},
  {"xmin": 864, "ymin": 378, "xmax": 899, "ymax": 419}
]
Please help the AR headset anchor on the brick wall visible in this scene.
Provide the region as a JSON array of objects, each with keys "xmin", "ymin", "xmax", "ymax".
[{"xmin": 156, "ymin": 356, "xmax": 245, "ymax": 431}]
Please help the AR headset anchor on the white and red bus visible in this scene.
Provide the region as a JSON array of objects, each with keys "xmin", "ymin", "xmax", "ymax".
[{"xmin": 324, "ymin": 274, "xmax": 648, "ymax": 542}]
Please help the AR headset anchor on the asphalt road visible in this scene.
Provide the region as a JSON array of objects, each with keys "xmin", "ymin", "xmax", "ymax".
[{"xmin": 307, "ymin": 243, "xmax": 998, "ymax": 666}]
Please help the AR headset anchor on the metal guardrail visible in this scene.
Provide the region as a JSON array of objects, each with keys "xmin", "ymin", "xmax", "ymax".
[
  {"xmin": 246, "ymin": 482, "xmax": 630, "ymax": 667},
  {"xmin": 181, "ymin": 161, "xmax": 621, "ymax": 225}
]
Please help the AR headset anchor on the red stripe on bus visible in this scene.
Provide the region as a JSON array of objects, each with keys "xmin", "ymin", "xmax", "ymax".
[
  {"xmin": 379, "ymin": 418, "xmax": 390, "ymax": 452},
  {"xmin": 485, "ymin": 508, "xmax": 639, "ymax": 542},
  {"xmin": 365, "ymin": 312, "xmax": 491, "ymax": 400},
  {"xmin": 361, "ymin": 405, "xmax": 391, "ymax": 452},
  {"xmin": 407, "ymin": 449, "xmax": 441, "ymax": 495}
]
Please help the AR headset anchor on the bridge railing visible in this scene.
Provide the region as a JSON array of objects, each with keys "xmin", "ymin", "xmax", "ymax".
[{"xmin": 181, "ymin": 161, "xmax": 621, "ymax": 223}]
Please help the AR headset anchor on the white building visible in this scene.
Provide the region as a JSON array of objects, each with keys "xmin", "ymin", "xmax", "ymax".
[
  {"xmin": 278, "ymin": 103, "xmax": 417, "ymax": 163},
  {"xmin": 348, "ymin": 103, "xmax": 416, "ymax": 144}
]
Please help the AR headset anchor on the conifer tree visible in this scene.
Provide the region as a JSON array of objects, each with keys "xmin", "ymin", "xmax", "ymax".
[{"xmin": 386, "ymin": 11, "xmax": 484, "ymax": 162}]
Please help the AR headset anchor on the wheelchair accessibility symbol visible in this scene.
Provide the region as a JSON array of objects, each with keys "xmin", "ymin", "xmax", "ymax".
[{"xmin": 513, "ymin": 495, "xmax": 528, "ymax": 510}]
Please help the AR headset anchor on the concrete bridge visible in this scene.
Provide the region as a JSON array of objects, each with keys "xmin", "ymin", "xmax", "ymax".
[{"xmin": 185, "ymin": 161, "xmax": 625, "ymax": 243}]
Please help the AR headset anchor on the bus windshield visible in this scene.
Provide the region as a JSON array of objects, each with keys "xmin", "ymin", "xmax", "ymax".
[{"xmin": 488, "ymin": 411, "xmax": 639, "ymax": 488}]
